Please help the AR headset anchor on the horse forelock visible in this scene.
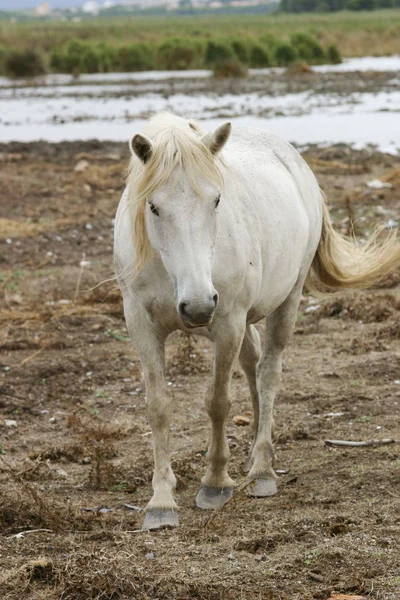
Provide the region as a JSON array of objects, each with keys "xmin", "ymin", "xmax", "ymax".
[{"xmin": 126, "ymin": 116, "xmax": 225, "ymax": 276}]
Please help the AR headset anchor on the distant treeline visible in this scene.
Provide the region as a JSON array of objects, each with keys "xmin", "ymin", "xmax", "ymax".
[
  {"xmin": 280, "ymin": 0, "xmax": 399, "ymax": 11},
  {"xmin": 0, "ymin": 33, "xmax": 341, "ymax": 78}
]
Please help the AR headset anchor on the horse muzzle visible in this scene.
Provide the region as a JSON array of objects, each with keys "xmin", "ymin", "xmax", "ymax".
[{"xmin": 178, "ymin": 293, "xmax": 218, "ymax": 329}]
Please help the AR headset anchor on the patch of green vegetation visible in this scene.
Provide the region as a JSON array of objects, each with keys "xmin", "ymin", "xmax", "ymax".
[
  {"xmin": 3, "ymin": 48, "xmax": 46, "ymax": 78},
  {"xmin": 304, "ymin": 549, "xmax": 319, "ymax": 566},
  {"xmin": 108, "ymin": 481, "xmax": 130, "ymax": 492},
  {"xmin": 359, "ymin": 414, "xmax": 372, "ymax": 422},
  {"xmin": 105, "ymin": 329, "xmax": 130, "ymax": 342},
  {"xmin": 1, "ymin": 10, "xmax": 399, "ymax": 77},
  {"xmin": 95, "ymin": 389, "xmax": 105, "ymax": 398},
  {"xmin": 0, "ymin": 442, "xmax": 5, "ymax": 455}
]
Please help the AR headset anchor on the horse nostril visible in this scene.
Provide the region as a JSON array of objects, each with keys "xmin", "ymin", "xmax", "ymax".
[
  {"xmin": 179, "ymin": 302, "xmax": 187, "ymax": 317},
  {"xmin": 213, "ymin": 293, "xmax": 219, "ymax": 307}
]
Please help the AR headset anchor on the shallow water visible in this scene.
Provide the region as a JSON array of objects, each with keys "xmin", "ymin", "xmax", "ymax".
[{"xmin": 1, "ymin": 56, "xmax": 399, "ymax": 152}]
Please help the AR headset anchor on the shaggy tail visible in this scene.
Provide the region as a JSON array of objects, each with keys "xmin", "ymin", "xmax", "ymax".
[{"xmin": 307, "ymin": 197, "xmax": 400, "ymax": 294}]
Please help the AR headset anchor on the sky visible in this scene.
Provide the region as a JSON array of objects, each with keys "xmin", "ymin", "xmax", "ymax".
[{"xmin": 0, "ymin": 1, "xmax": 82, "ymax": 8}]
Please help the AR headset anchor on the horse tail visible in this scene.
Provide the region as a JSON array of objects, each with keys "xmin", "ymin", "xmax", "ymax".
[{"xmin": 306, "ymin": 195, "xmax": 400, "ymax": 294}]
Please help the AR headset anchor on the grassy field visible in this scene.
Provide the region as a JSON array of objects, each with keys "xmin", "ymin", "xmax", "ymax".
[
  {"xmin": 1, "ymin": 10, "xmax": 400, "ymax": 55},
  {"xmin": 0, "ymin": 9, "xmax": 399, "ymax": 76}
]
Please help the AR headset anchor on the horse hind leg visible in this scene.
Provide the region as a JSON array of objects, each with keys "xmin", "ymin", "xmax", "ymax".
[
  {"xmin": 247, "ymin": 284, "xmax": 303, "ymax": 497},
  {"xmin": 239, "ymin": 325, "xmax": 261, "ymax": 472}
]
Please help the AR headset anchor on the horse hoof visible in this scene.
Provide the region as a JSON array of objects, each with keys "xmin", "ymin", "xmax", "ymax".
[
  {"xmin": 142, "ymin": 509, "xmax": 179, "ymax": 530},
  {"xmin": 247, "ymin": 477, "xmax": 277, "ymax": 498},
  {"xmin": 195, "ymin": 485, "xmax": 233, "ymax": 510}
]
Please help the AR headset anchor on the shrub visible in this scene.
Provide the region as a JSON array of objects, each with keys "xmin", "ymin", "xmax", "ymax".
[
  {"xmin": 259, "ymin": 33, "xmax": 279, "ymax": 53},
  {"xmin": 158, "ymin": 38, "xmax": 199, "ymax": 70},
  {"xmin": 326, "ymin": 44, "xmax": 342, "ymax": 64},
  {"xmin": 117, "ymin": 43, "xmax": 155, "ymax": 71},
  {"xmin": 231, "ymin": 38, "xmax": 249, "ymax": 64},
  {"xmin": 212, "ymin": 58, "xmax": 248, "ymax": 78},
  {"xmin": 62, "ymin": 40, "xmax": 87, "ymax": 74},
  {"xmin": 4, "ymin": 48, "xmax": 46, "ymax": 78},
  {"xmin": 96, "ymin": 43, "xmax": 117, "ymax": 72},
  {"xmin": 49, "ymin": 47, "xmax": 65, "ymax": 72},
  {"xmin": 291, "ymin": 33, "xmax": 324, "ymax": 63},
  {"xmin": 347, "ymin": 0, "xmax": 376, "ymax": 8},
  {"xmin": 205, "ymin": 40, "xmax": 234, "ymax": 65},
  {"xmin": 79, "ymin": 44, "xmax": 101, "ymax": 73},
  {"xmin": 249, "ymin": 44, "xmax": 271, "ymax": 68},
  {"xmin": 0, "ymin": 46, "xmax": 6, "ymax": 75},
  {"xmin": 51, "ymin": 40, "xmax": 117, "ymax": 74},
  {"xmin": 274, "ymin": 42, "xmax": 298, "ymax": 66}
]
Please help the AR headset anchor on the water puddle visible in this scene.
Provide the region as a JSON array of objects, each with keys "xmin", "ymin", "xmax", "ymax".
[{"xmin": 1, "ymin": 56, "xmax": 399, "ymax": 152}]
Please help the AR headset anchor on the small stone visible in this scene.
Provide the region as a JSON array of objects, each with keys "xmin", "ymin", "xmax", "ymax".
[
  {"xmin": 56, "ymin": 468, "xmax": 68, "ymax": 479},
  {"xmin": 74, "ymin": 159, "xmax": 89, "ymax": 173},
  {"xmin": 309, "ymin": 571, "xmax": 324, "ymax": 582},
  {"xmin": 232, "ymin": 415, "xmax": 250, "ymax": 426},
  {"xmin": 145, "ymin": 552, "xmax": 155, "ymax": 559},
  {"xmin": 5, "ymin": 419, "xmax": 17, "ymax": 427}
]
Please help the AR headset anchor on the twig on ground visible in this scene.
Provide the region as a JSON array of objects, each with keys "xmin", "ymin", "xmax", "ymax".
[
  {"xmin": 17, "ymin": 346, "xmax": 45, "ymax": 368},
  {"xmin": 325, "ymin": 438, "xmax": 396, "ymax": 448},
  {"xmin": 7, "ymin": 529, "xmax": 53, "ymax": 540},
  {"xmin": 74, "ymin": 253, "xmax": 90, "ymax": 304},
  {"xmin": 203, "ymin": 480, "xmax": 253, "ymax": 528}
]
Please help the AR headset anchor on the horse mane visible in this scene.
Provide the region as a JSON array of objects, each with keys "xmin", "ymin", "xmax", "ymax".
[{"xmin": 126, "ymin": 113, "xmax": 225, "ymax": 275}]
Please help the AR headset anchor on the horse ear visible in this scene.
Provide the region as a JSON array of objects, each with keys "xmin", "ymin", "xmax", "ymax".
[
  {"xmin": 130, "ymin": 133, "xmax": 153, "ymax": 164},
  {"xmin": 202, "ymin": 122, "xmax": 231, "ymax": 155}
]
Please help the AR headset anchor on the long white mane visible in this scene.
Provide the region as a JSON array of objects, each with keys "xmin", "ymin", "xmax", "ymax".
[{"xmin": 126, "ymin": 113, "xmax": 224, "ymax": 274}]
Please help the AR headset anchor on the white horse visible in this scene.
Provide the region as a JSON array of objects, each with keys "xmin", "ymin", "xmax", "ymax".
[{"xmin": 114, "ymin": 112, "xmax": 399, "ymax": 530}]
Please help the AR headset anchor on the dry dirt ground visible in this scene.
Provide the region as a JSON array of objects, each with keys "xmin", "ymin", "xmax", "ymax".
[{"xmin": 0, "ymin": 141, "xmax": 399, "ymax": 600}]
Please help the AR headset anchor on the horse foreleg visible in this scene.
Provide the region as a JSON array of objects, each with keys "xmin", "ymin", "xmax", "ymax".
[
  {"xmin": 248, "ymin": 286, "xmax": 302, "ymax": 497},
  {"xmin": 239, "ymin": 325, "xmax": 262, "ymax": 472},
  {"xmin": 124, "ymin": 301, "xmax": 178, "ymax": 530},
  {"xmin": 196, "ymin": 318, "xmax": 245, "ymax": 510}
]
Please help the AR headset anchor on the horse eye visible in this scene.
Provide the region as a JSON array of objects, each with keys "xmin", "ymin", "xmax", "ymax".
[
  {"xmin": 150, "ymin": 203, "xmax": 159, "ymax": 216},
  {"xmin": 215, "ymin": 195, "xmax": 221, "ymax": 208}
]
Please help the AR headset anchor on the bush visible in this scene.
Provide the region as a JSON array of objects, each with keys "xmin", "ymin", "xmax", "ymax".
[
  {"xmin": 4, "ymin": 48, "xmax": 46, "ymax": 78},
  {"xmin": 60, "ymin": 40, "xmax": 85, "ymax": 74},
  {"xmin": 205, "ymin": 40, "xmax": 234, "ymax": 65},
  {"xmin": 259, "ymin": 33, "xmax": 279, "ymax": 53},
  {"xmin": 231, "ymin": 38, "xmax": 249, "ymax": 64},
  {"xmin": 347, "ymin": 0, "xmax": 376, "ymax": 8},
  {"xmin": 117, "ymin": 43, "xmax": 155, "ymax": 71},
  {"xmin": 158, "ymin": 38, "xmax": 199, "ymax": 70},
  {"xmin": 274, "ymin": 42, "xmax": 298, "ymax": 66},
  {"xmin": 0, "ymin": 47, "xmax": 6, "ymax": 75},
  {"xmin": 249, "ymin": 44, "xmax": 271, "ymax": 68},
  {"xmin": 96, "ymin": 43, "xmax": 117, "ymax": 72},
  {"xmin": 49, "ymin": 47, "xmax": 65, "ymax": 72},
  {"xmin": 291, "ymin": 33, "xmax": 324, "ymax": 63},
  {"xmin": 50, "ymin": 40, "xmax": 117, "ymax": 74},
  {"xmin": 326, "ymin": 44, "xmax": 342, "ymax": 64},
  {"xmin": 212, "ymin": 58, "xmax": 248, "ymax": 78}
]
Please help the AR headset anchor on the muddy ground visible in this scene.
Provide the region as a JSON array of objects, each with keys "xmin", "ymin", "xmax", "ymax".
[{"xmin": 0, "ymin": 140, "xmax": 399, "ymax": 600}]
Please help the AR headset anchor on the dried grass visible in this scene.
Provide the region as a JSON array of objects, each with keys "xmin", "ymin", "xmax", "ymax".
[{"xmin": 67, "ymin": 409, "xmax": 139, "ymax": 489}]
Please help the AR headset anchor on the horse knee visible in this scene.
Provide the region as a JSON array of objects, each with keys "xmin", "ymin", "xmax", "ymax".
[{"xmin": 146, "ymin": 392, "xmax": 172, "ymax": 429}]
